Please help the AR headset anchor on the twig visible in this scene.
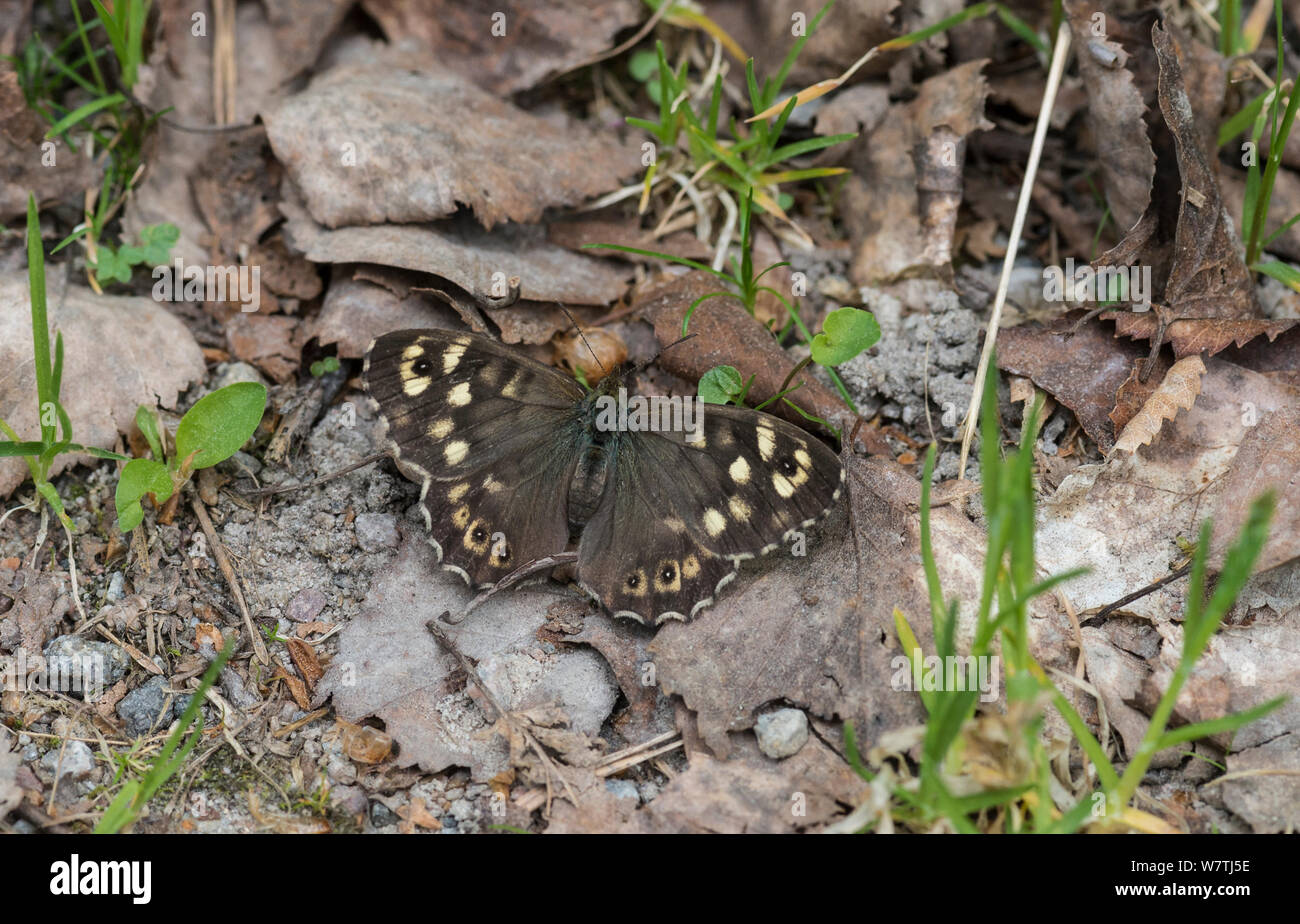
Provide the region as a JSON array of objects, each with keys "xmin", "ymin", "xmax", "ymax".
[
  {"xmin": 1082, "ymin": 564, "xmax": 1192, "ymax": 625},
  {"xmin": 241, "ymin": 452, "xmax": 386, "ymax": 497},
  {"xmin": 425, "ymin": 619, "xmax": 578, "ymax": 808},
  {"xmin": 957, "ymin": 22, "xmax": 1072, "ymax": 478},
  {"xmin": 190, "ymin": 493, "xmax": 268, "ymax": 663}
]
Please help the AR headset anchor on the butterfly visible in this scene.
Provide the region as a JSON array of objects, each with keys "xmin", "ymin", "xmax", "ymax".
[{"xmin": 363, "ymin": 329, "xmax": 845, "ymax": 624}]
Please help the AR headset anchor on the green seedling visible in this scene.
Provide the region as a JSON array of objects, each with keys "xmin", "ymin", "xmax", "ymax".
[
  {"xmin": 0, "ymin": 195, "xmax": 129, "ymax": 531},
  {"xmin": 95, "ymin": 636, "xmax": 235, "ymax": 833},
  {"xmin": 309, "ymin": 356, "xmax": 341, "ymax": 378},
  {"xmin": 4, "ymin": 1, "xmax": 161, "ymax": 286},
  {"xmin": 841, "ymin": 364, "xmax": 1285, "ymax": 833},
  {"xmin": 86, "ymin": 222, "xmax": 179, "ymax": 286},
  {"xmin": 115, "ymin": 382, "xmax": 267, "ymax": 531},
  {"xmin": 625, "ymin": 1, "xmax": 854, "ymax": 220}
]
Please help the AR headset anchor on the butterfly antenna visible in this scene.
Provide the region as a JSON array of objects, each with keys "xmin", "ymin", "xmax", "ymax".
[
  {"xmin": 633, "ymin": 333, "xmax": 696, "ymax": 375},
  {"xmin": 556, "ymin": 302, "xmax": 608, "ymax": 379}
]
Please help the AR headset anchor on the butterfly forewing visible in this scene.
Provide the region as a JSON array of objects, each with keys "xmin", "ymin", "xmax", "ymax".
[{"xmin": 365, "ymin": 329, "xmax": 585, "ymax": 587}]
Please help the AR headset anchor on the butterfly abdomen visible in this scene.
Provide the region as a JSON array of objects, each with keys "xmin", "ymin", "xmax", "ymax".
[{"xmin": 567, "ymin": 438, "xmax": 613, "ymax": 530}]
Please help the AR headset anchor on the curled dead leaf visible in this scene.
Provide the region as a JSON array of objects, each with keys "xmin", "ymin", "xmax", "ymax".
[
  {"xmin": 553, "ymin": 328, "xmax": 628, "ymax": 384},
  {"xmin": 1113, "ymin": 355, "xmax": 1206, "ymax": 455}
]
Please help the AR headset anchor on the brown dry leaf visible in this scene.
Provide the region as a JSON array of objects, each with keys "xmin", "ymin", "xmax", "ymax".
[
  {"xmin": 0, "ymin": 274, "xmax": 206, "ymax": 497},
  {"xmin": 263, "ymin": 40, "xmax": 637, "ymax": 229},
  {"xmin": 274, "ymin": 665, "xmax": 311, "ymax": 710},
  {"xmin": 1064, "ymin": 0, "xmax": 1154, "ymax": 233},
  {"xmin": 248, "ymin": 236, "xmax": 322, "ymax": 302},
  {"xmin": 280, "ymin": 191, "xmax": 628, "ymax": 308},
  {"xmin": 191, "ymin": 126, "xmax": 282, "ymax": 263},
  {"xmin": 1103, "ymin": 312, "xmax": 1298, "ymax": 360},
  {"xmin": 261, "ymin": 0, "xmax": 353, "ymax": 79},
  {"xmin": 489, "ymin": 302, "xmax": 601, "ymax": 346},
  {"xmin": 194, "ymin": 623, "xmax": 224, "ymax": 654},
  {"xmin": 0, "ymin": 67, "xmax": 97, "ymax": 221},
  {"xmin": 0, "ymin": 567, "xmax": 69, "ymax": 653},
  {"xmin": 839, "ymin": 60, "xmax": 992, "ymax": 285},
  {"xmin": 634, "ymin": 272, "xmax": 875, "ymax": 446},
  {"xmin": 1208, "ymin": 401, "xmax": 1300, "ymax": 572},
  {"xmin": 1095, "ymin": 24, "xmax": 1255, "ymax": 321},
  {"xmin": 1151, "ymin": 26, "xmax": 1256, "ymax": 320},
  {"xmin": 317, "ymin": 533, "xmax": 617, "ymax": 781},
  {"xmin": 1108, "ymin": 352, "xmax": 1173, "ymax": 435},
  {"xmin": 546, "ymin": 218, "xmax": 713, "ymax": 264},
  {"xmin": 224, "ymin": 314, "xmax": 299, "ymax": 383},
  {"xmin": 1112, "ymin": 355, "xmax": 1206, "ymax": 455},
  {"xmin": 569, "ymin": 616, "xmax": 671, "ymax": 744},
  {"xmin": 307, "ymin": 274, "xmax": 462, "ymax": 359},
  {"xmin": 396, "ymin": 796, "xmax": 442, "ymax": 831},
  {"xmin": 360, "ymin": 0, "xmax": 641, "ymax": 95},
  {"xmin": 287, "ymin": 637, "xmax": 323, "ymax": 691},
  {"xmin": 996, "ymin": 314, "xmax": 1150, "ymax": 453}
]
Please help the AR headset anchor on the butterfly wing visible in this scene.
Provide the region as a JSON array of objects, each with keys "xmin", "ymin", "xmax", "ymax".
[
  {"xmin": 365, "ymin": 329, "xmax": 586, "ymax": 587},
  {"xmin": 577, "ymin": 404, "xmax": 845, "ymax": 623}
]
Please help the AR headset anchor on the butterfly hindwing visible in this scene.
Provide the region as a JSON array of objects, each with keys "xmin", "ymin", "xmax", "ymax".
[
  {"xmin": 577, "ymin": 405, "xmax": 844, "ymax": 622},
  {"xmin": 365, "ymin": 329, "xmax": 585, "ymax": 587}
]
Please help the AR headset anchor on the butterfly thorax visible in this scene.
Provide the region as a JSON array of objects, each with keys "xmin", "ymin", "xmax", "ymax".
[{"xmin": 568, "ymin": 373, "xmax": 627, "ymax": 530}]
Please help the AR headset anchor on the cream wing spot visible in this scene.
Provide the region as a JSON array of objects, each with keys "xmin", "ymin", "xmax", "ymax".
[
  {"xmin": 729, "ymin": 455, "xmax": 751, "ymax": 484},
  {"xmin": 681, "ymin": 554, "xmax": 701, "ymax": 579},
  {"xmin": 703, "ymin": 508, "xmax": 727, "ymax": 537},
  {"xmin": 794, "ymin": 447, "xmax": 813, "ymax": 469},
  {"xmin": 428, "ymin": 418, "xmax": 454, "ymax": 439},
  {"xmin": 728, "ymin": 495, "xmax": 752, "ymax": 521},
  {"xmin": 444, "ymin": 440, "xmax": 469, "ymax": 465},
  {"xmin": 448, "ymin": 381, "xmax": 472, "ymax": 407},
  {"xmin": 756, "ymin": 424, "xmax": 776, "ymax": 461},
  {"xmin": 501, "ymin": 371, "xmax": 525, "ymax": 398},
  {"xmin": 442, "ymin": 341, "xmax": 467, "ymax": 374},
  {"xmin": 772, "ymin": 471, "xmax": 796, "ymax": 498},
  {"xmin": 447, "ymin": 482, "xmax": 470, "ymax": 503}
]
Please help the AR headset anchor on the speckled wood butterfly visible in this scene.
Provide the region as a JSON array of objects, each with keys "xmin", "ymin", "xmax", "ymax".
[{"xmin": 364, "ymin": 329, "xmax": 845, "ymax": 624}]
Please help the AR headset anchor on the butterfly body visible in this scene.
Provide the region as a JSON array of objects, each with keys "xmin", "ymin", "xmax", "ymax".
[{"xmin": 364, "ymin": 329, "xmax": 845, "ymax": 624}]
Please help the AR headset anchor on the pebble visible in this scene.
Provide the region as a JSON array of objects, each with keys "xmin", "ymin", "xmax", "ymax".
[
  {"xmin": 40, "ymin": 740, "xmax": 95, "ymax": 782},
  {"xmin": 754, "ymin": 707, "xmax": 809, "ymax": 760},
  {"xmin": 285, "ymin": 587, "xmax": 328, "ymax": 623},
  {"xmin": 105, "ymin": 572, "xmax": 125, "ymax": 603},
  {"xmin": 43, "ymin": 636, "xmax": 130, "ymax": 693},
  {"xmin": 370, "ymin": 802, "xmax": 398, "ymax": 827},
  {"xmin": 604, "ymin": 779, "xmax": 640, "ymax": 801},
  {"xmin": 117, "ymin": 676, "xmax": 193, "ymax": 737},
  {"xmin": 353, "ymin": 513, "xmax": 400, "ymax": 552}
]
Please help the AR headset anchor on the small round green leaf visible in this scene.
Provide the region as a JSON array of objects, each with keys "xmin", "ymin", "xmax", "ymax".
[
  {"xmin": 174, "ymin": 382, "xmax": 267, "ymax": 470},
  {"xmin": 810, "ymin": 307, "xmax": 881, "ymax": 367},
  {"xmin": 698, "ymin": 365, "xmax": 744, "ymax": 405},
  {"xmin": 629, "ymin": 49, "xmax": 659, "ymax": 83},
  {"xmin": 115, "ymin": 458, "xmax": 173, "ymax": 531}
]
